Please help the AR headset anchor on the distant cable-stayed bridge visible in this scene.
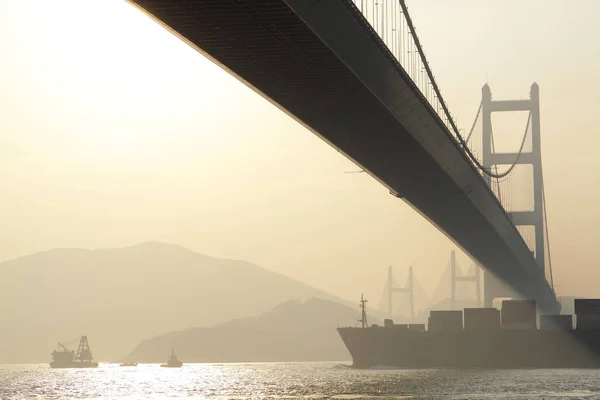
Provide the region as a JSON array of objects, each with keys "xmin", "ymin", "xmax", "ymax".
[{"xmin": 379, "ymin": 253, "xmax": 483, "ymax": 323}]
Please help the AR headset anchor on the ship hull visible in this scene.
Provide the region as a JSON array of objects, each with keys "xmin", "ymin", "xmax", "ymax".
[
  {"xmin": 338, "ymin": 327, "xmax": 600, "ymax": 368},
  {"xmin": 50, "ymin": 362, "xmax": 99, "ymax": 368}
]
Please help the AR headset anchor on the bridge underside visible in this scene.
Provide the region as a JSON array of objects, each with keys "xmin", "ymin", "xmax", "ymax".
[{"xmin": 129, "ymin": 0, "xmax": 558, "ymax": 312}]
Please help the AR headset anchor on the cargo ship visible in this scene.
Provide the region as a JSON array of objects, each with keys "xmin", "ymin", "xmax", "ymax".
[
  {"xmin": 50, "ymin": 336, "xmax": 99, "ymax": 368},
  {"xmin": 338, "ymin": 295, "xmax": 600, "ymax": 368}
]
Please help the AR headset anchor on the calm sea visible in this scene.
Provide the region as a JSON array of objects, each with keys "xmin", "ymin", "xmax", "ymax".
[{"xmin": 1, "ymin": 362, "xmax": 600, "ymax": 399}]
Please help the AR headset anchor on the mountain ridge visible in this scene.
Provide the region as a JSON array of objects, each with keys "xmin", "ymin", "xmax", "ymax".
[
  {"xmin": 0, "ymin": 242, "xmax": 353, "ymax": 363},
  {"xmin": 124, "ymin": 297, "xmax": 378, "ymax": 363}
]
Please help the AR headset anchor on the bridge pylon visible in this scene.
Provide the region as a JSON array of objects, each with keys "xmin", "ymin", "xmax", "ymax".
[
  {"xmin": 450, "ymin": 250, "xmax": 482, "ymax": 308},
  {"xmin": 386, "ymin": 265, "xmax": 414, "ymax": 320},
  {"xmin": 481, "ymin": 83, "xmax": 546, "ymax": 307}
]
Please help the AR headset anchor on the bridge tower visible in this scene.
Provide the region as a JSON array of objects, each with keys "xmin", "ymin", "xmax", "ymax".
[
  {"xmin": 450, "ymin": 250, "xmax": 482, "ymax": 308},
  {"xmin": 387, "ymin": 265, "xmax": 414, "ymax": 320},
  {"xmin": 481, "ymin": 83, "xmax": 544, "ymax": 307}
]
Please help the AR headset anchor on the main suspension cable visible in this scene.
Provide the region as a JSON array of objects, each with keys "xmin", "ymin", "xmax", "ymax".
[
  {"xmin": 398, "ymin": 0, "xmax": 528, "ymax": 179},
  {"xmin": 543, "ymin": 187, "xmax": 554, "ymax": 289},
  {"xmin": 541, "ymin": 168, "xmax": 555, "ymax": 289},
  {"xmin": 490, "ymin": 124, "xmax": 502, "ymax": 202},
  {"xmin": 465, "ymin": 101, "xmax": 482, "ymax": 143},
  {"xmin": 490, "ymin": 112, "xmax": 531, "ymax": 177}
]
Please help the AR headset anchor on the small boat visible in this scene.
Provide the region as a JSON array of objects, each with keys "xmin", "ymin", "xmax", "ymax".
[
  {"xmin": 50, "ymin": 336, "xmax": 99, "ymax": 368},
  {"xmin": 119, "ymin": 362, "xmax": 138, "ymax": 367},
  {"xmin": 160, "ymin": 347, "xmax": 182, "ymax": 368}
]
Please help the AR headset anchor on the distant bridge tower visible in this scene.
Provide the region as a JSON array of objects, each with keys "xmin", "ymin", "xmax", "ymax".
[
  {"xmin": 482, "ymin": 83, "xmax": 544, "ymax": 307},
  {"xmin": 387, "ymin": 265, "xmax": 414, "ymax": 320},
  {"xmin": 450, "ymin": 250, "xmax": 482, "ymax": 308}
]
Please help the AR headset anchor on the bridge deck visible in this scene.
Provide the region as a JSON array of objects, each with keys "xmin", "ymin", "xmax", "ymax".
[{"xmin": 129, "ymin": 0, "xmax": 557, "ymax": 311}]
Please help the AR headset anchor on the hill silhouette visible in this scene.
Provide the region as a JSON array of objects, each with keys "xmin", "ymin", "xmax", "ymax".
[
  {"xmin": 0, "ymin": 242, "xmax": 349, "ymax": 363},
  {"xmin": 124, "ymin": 297, "xmax": 377, "ymax": 363}
]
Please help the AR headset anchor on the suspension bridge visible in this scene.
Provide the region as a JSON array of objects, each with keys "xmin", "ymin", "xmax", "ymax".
[{"xmin": 129, "ymin": 0, "xmax": 559, "ymax": 312}]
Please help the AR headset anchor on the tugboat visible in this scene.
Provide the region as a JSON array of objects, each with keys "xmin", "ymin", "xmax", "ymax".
[
  {"xmin": 160, "ymin": 347, "xmax": 182, "ymax": 368},
  {"xmin": 50, "ymin": 336, "xmax": 99, "ymax": 368}
]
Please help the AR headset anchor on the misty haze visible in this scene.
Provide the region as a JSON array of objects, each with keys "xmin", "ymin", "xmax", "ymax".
[{"xmin": 1, "ymin": 0, "xmax": 600, "ymax": 398}]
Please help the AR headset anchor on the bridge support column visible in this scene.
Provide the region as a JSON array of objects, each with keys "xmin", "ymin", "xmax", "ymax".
[{"xmin": 481, "ymin": 83, "xmax": 546, "ymax": 305}]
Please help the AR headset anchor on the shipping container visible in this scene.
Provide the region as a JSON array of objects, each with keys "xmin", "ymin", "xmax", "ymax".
[
  {"xmin": 393, "ymin": 324, "xmax": 409, "ymax": 330},
  {"xmin": 574, "ymin": 299, "xmax": 600, "ymax": 315},
  {"xmin": 464, "ymin": 308, "xmax": 500, "ymax": 331},
  {"xmin": 384, "ymin": 319, "xmax": 394, "ymax": 328},
  {"xmin": 427, "ymin": 317, "xmax": 442, "ymax": 331},
  {"xmin": 428, "ymin": 310, "xmax": 463, "ymax": 331},
  {"xmin": 408, "ymin": 324, "xmax": 425, "ymax": 331},
  {"xmin": 540, "ymin": 314, "xmax": 572, "ymax": 330},
  {"xmin": 576, "ymin": 314, "xmax": 600, "ymax": 330},
  {"xmin": 502, "ymin": 322, "xmax": 537, "ymax": 330},
  {"xmin": 501, "ymin": 300, "xmax": 536, "ymax": 325},
  {"xmin": 430, "ymin": 310, "xmax": 463, "ymax": 318}
]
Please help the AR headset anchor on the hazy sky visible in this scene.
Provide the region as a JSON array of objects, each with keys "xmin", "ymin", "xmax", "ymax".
[{"xmin": 0, "ymin": 0, "xmax": 599, "ymax": 303}]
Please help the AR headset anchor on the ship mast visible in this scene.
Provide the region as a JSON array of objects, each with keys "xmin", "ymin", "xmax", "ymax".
[
  {"xmin": 358, "ymin": 293, "xmax": 368, "ymax": 328},
  {"xmin": 74, "ymin": 336, "xmax": 93, "ymax": 363}
]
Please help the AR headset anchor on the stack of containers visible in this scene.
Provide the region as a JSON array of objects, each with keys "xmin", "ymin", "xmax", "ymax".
[
  {"xmin": 408, "ymin": 324, "xmax": 425, "ymax": 331},
  {"xmin": 540, "ymin": 314, "xmax": 573, "ymax": 330},
  {"xmin": 501, "ymin": 300, "xmax": 537, "ymax": 329},
  {"xmin": 428, "ymin": 310, "xmax": 463, "ymax": 332},
  {"xmin": 575, "ymin": 299, "xmax": 600, "ymax": 330},
  {"xmin": 464, "ymin": 308, "xmax": 500, "ymax": 331}
]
